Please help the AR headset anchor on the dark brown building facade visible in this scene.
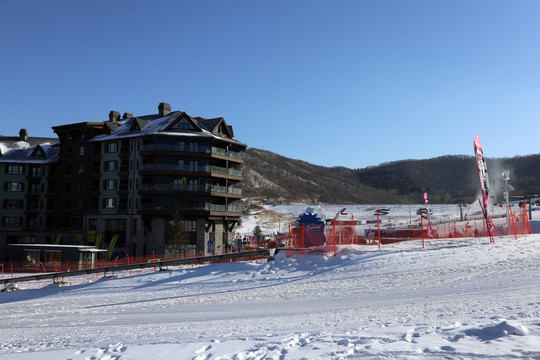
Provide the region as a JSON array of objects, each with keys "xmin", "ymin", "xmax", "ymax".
[{"xmin": 0, "ymin": 103, "xmax": 246, "ymax": 261}]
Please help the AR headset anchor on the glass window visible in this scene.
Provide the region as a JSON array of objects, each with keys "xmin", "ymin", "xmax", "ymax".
[
  {"xmin": 105, "ymin": 161, "xmax": 117, "ymax": 171},
  {"xmin": 4, "ymin": 199, "xmax": 24, "ymax": 208},
  {"xmin": 107, "ymin": 142, "xmax": 119, "ymax": 153},
  {"xmin": 6, "ymin": 165, "xmax": 24, "ymax": 175},
  {"xmin": 5, "ymin": 182, "xmax": 23, "ymax": 192},
  {"xmin": 105, "ymin": 179, "xmax": 117, "ymax": 190},
  {"xmin": 104, "ymin": 198, "xmax": 117, "ymax": 209},
  {"xmin": 29, "ymin": 183, "xmax": 40, "ymax": 193},
  {"xmin": 24, "ymin": 250, "xmax": 41, "ymax": 267},
  {"xmin": 172, "ymin": 117, "xmax": 195, "ymax": 130},
  {"xmin": 3, "ymin": 216, "xmax": 22, "ymax": 226},
  {"xmin": 184, "ymin": 220, "xmax": 197, "ymax": 232},
  {"xmin": 44, "ymin": 251, "xmax": 61, "ymax": 267},
  {"xmin": 78, "ymin": 146, "xmax": 85, "ymax": 156},
  {"xmin": 27, "ymin": 216, "xmax": 39, "ymax": 227}
]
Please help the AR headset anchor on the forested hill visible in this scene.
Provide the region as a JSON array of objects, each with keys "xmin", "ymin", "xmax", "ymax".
[{"xmin": 240, "ymin": 148, "xmax": 540, "ymax": 204}]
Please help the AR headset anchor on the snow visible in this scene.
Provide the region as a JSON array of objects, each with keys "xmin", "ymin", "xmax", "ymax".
[{"xmin": 1, "ymin": 205, "xmax": 540, "ymax": 359}]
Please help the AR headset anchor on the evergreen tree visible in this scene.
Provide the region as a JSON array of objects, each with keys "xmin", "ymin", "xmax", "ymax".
[
  {"xmin": 165, "ymin": 211, "xmax": 190, "ymax": 255},
  {"xmin": 253, "ymin": 224, "xmax": 263, "ymax": 240}
]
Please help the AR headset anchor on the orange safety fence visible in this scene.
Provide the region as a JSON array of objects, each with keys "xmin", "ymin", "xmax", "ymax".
[
  {"xmin": 1, "ymin": 247, "xmax": 268, "ymax": 278},
  {"xmin": 279, "ymin": 204, "xmax": 532, "ymax": 256}
]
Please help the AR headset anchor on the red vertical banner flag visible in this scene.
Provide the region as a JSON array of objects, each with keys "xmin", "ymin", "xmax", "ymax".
[{"xmin": 474, "ymin": 136, "xmax": 495, "ymax": 242}]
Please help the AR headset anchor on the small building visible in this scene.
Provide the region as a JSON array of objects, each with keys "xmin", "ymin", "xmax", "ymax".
[{"xmin": 7, "ymin": 244, "xmax": 107, "ymax": 270}]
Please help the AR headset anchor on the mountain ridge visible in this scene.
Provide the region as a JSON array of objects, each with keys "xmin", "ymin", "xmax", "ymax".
[{"xmin": 240, "ymin": 148, "xmax": 540, "ymax": 204}]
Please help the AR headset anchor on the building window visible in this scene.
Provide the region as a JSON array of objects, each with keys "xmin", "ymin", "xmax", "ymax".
[
  {"xmin": 105, "ymin": 161, "xmax": 117, "ymax": 171},
  {"xmin": 30, "ymin": 166, "xmax": 41, "ymax": 177},
  {"xmin": 77, "ymin": 164, "xmax": 84, "ymax": 173},
  {"xmin": 29, "ymin": 183, "xmax": 40, "ymax": 194},
  {"xmin": 75, "ymin": 181, "xmax": 82, "ymax": 192},
  {"xmin": 184, "ymin": 220, "xmax": 197, "ymax": 232},
  {"xmin": 104, "ymin": 179, "xmax": 117, "ymax": 190},
  {"xmin": 74, "ymin": 199, "xmax": 82, "ymax": 209},
  {"xmin": 4, "ymin": 199, "xmax": 24, "ymax": 209},
  {"xmin": 78, "ymin": 146, "xmax": 85, "ymax": 156},
  {"xmin": 5, "ymin": 182, "xmax": 23, "ymax": 192},
  {"xmin": 6, "ymin": 165, "xmax": 24, "ymax": 175},
  {"xmin": 23, "ymin": 250, "xmax": 40, "ymax": 266},
  {"xmin": 189, "ymin": 142, "xmax": 199, "ymax": 152},
  {"xmin": 172, "ymin": 117, "xmax": 196, "ymax": 130},
  {"xmin": 175, "ymin": 141, "xmax": 184, "ymax": 151},
  {"xmin": 104, "ymin": 198, "xmax": 117, "ymax": 209},
  {"xmin": 27, "ymin": 216, "xmax": 39, "ymax": 228},
  {"xmin": 3, "ymin": 216, "xmax": 22, "ymax": 226},
  {"xmin": 106, "ymin": 142, "xmax": 119, "ymax": 153},
  {"xmin": 27, "ymin": 199, "xmax": 39, "ymax": 210}
]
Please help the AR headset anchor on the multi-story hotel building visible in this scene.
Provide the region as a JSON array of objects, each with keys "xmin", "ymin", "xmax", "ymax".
[{"xmin": 0, "ymin": 103, "xmax": 246, "ymax": 261}]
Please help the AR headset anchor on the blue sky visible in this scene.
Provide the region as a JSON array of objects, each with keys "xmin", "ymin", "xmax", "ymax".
[{"xmin": 1, "ymin": 1, "xmax": 539, "ymax": 168}]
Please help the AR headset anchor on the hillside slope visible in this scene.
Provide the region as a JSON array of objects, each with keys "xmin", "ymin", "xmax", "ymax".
[{"xmin": 241, "ymin": 148, "xmax": 540, "ymax": 204}]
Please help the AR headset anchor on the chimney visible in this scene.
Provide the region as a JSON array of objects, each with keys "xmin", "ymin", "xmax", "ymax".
[
  {"xmin": 19, "ymin": 129, "xmax": 28, "ymax": 141},
  {"xmin": 109, "ymin": 111, "xmax": 120, "ymax": 122},
  {"xmin": 123, "ymin": 112, "xmax": 133, "ymax": 119},
  {"xmin": 158, "ymin": 102, "xmax": 171, "ymax": 116}
]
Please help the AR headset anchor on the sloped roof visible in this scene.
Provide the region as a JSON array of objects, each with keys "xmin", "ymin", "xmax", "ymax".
[
  {"xmin": 0, "ymin": 135, "xmax": 58, "ymax": 150},
  {"xmin": 91, "ymin": 111, "xmax": 246, "ymax": 147},
  {"xmin": 0, "ymin": 143, "xmax": 60, "ymax": 164}
]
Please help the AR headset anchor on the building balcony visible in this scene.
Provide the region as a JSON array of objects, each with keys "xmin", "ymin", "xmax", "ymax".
[
  {"xmin": 210, "ymin": 147, "xmax": 243, "ymax": 163},
  {"xmin": 139, "ymin": 144, "xmax": 243, "ymax": 163},
  {"xmin": 138, "ymin": 183, "xmax": 242, "ymax": 198},
  {"xmin": 139, "ymin": 202, "xmax": 242, "ymax": 216},
  {"xmin": 139, "ymin": 163, "xmax": 243, "ymax": 179}
]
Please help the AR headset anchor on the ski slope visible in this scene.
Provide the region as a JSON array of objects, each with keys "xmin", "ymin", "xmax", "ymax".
[{"xmin": 1, "ymin": 233, "xmax": 540, "ymax": 359}]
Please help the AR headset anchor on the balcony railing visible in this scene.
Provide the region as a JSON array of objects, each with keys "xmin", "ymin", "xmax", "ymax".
[
  {"xmin": 140, "ymin": 163, "xmax": 242, "ymax": 178},
  {"xmin": 228, "ymin": 168, "xmax": 242, "ymax": 177},
  {"xmin": 140, "ymin": 144, "xmax": 212, "ymax": 153},
  {"xmin": 139, "ymin": 183, "xmax": 242, "ymax": 195},
  {"xmin": 140, "ymin": 183, "xmax": 210, "ymax": 192},
  {"xmin": 211, "ymin": 147, "xmax": 242, "ymax": 159},
  {"xmin": 228, "ymin": 187, "xmax": 242, "ymax": 195},
  {"xmin": 141, "ymin": 164, "xmax": 210, "ymax": 172},
  {"xmin": 140, "ymin": 202, "xmax": 243, "ymax": 214}
]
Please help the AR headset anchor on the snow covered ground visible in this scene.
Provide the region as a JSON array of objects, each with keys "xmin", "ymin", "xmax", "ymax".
[
  {"xmin": 236, "ymin": 201, "xmax": 513, "ymax": 237},
  {"xmin": 1, "ymin": 204, "xmax": 540, "ymax": 359}
]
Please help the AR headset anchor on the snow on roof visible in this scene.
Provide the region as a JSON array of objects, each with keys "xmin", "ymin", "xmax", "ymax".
[
  {"xmin": 90, "ymin": 111, "xmax": 246, "ymax": 146},
  {"xmin": 0, "ymin": 143, "xmax": 59, "ymax": 164},
  {"xmin": 0, "ymin": 135, "xmax": 58, "ymax": 149}
]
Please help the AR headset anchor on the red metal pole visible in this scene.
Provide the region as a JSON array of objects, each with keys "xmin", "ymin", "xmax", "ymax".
[
  {"xmin": 288, "ymin": 223, "xmax": 292, "ymax": 257},
  {"xmin": 421, "ymin": 215, "xmax": 424, "ymax": 248},
  {"xmin": 508, "ymin": 205, "xmax": 518, "ymax": 239},
  {"xmin": 352, "ymin": 214, "xmax": 358, "ymax": 245},
  {"xmin": 127, "ymin": 254, "xmax": 132, "ymax": 276},
  {"xmin": 301, "ymin": 224, "xmax": 305, "ymax": 254},
  {"xmin": 377, "ymin": 211, "xmax": 381, "ymax": 250},
  {"xmin": 333, "ymin": 218, "xmax": 337, "ymax": 256},
  {"xmin": 523, "ymin": 203, "xmax": 531, "ymax": 234}
]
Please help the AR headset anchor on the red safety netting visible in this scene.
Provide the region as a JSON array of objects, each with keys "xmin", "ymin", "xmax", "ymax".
[
  {"xmin": 1, "ymin": 248, "xmax": 268, "ymax": 279},
  {"xmin": 279, "ymin": 204, "xmax": 531, "ymax": 256}
]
